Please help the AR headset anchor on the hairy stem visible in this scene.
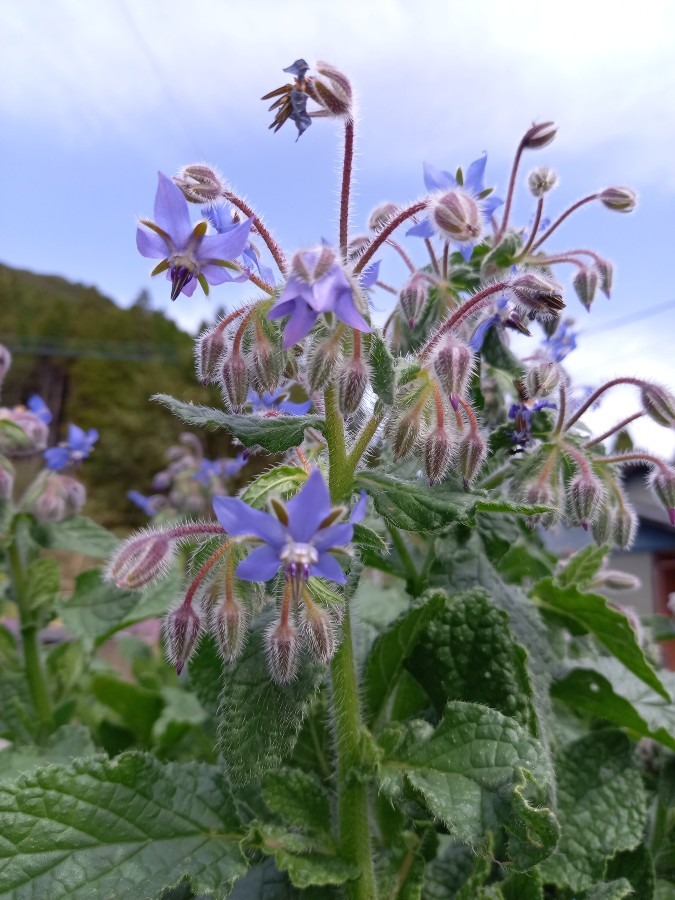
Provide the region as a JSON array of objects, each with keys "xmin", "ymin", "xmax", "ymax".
[
  {"xmin": 495, "ymin": 138, "xmax": 525, "ymax": 242},
  {"xmin": 340, "ymin": 119, "xmax": 355, "ymax": 261},
  {"xmin": 516, "ymin": 197, "xmax": 544, "ymax": 259},
  {"xmin": 419, "ymin": 281, "xmax": 508, "ymax": 358},
  {"xmin": 585, "ymin": 411, "xmax": 644, "ymax": 448},
  {"xmin": 348, "ymin": 413, "xmax": 382, "ymax": 470},
  {"xmin": 564, "ymin": 376, "xmax": 645, "ymax": 430},
  {"xmin": 323, "ymin": 384, "xmax": 351, "ymax": 501},
  {"xmin": 354, "ymin": 202, "xmax": 427, "ymax": 274},
  {"xmin": 223, "ymin": 191, "xmax": 288, "ymax": 275},
  {"xmin": 530, "ymin": 194, "xmax": 599, "ymax": 252}
]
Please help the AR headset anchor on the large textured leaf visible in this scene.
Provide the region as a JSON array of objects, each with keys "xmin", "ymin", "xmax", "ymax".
[
  {"xmin": 0, "ymin": 724, "xmax": 96, "ymax": 783},
  {"xmin": 0, "ymin": 753, "xmax": 247, "ymax": 899},
  {"xmin": 381, "ymin": 701, "xmax": 558, "ymax": 868},
  {"xmin": 583, "ymin": 881, "xmax": 634, "ymax": 900},
  {"xmin": 539, "ymin": 730, "xmax": 647, "ymax": 891},
  {"xmin": 241, "ymin": 466, "xmax": 307, "ymax": 509},
  {"xmin": 32, "ymin": 515, "xmax": 119, "ymax": 558},
  {"xmin": 24, "ymin": 557, "xmax": 60, "ymax": 615},
  {"xmin": 217, "ymin": 610, "xmax": 325, "ymax": 784},
  {"xmin": 153, "ymin": 395, "xmax": 325, "ymax": 452},
  {"xmin": 252, "ymin": 825, "xmax": 357, "ymax": 889},
  {"xmin": 0, "ymin": 673, "xmax": 34, "ymax": 742},
  {"xmin": 533, "ymin": 577, "xmax": 668, "ymax": 699},
  {"xmin": 407, "ymin": 588, "xmax": 538, "ymax": 735},
  {"xmin": 555, "ymin": 544, "xmax": 608, "ymax": 589},
  {"xmin": 606, "ymin": 844, "xmax": 656, "ymax": 900},
  {"xmin": 262, "ymin": 769, "xmax": 333, "ymax": 840}
]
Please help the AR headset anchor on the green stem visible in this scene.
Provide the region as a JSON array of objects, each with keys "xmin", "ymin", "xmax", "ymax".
[
  {"xmin": 9, "ymin": 519, "xmax": 54, "ymax": 734},
  {"xmin": 323, "ymin": 384, "xmax": 351, "ymax": 502},
  {"xmin": 348, "ymin": 414, "xmax": 382, "ymax": 470},
  {"xmin": 387, "ymin": 524, "xmax": 422, "ymax": 595}
]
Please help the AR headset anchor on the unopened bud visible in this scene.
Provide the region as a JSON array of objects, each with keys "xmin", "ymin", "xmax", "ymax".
[
  {"xmin": 0, "ymin": 410, "xmax": 49, "ymax": 456},
  {"xmin": 221, "ymin": 352, "xmax": 249, "ymax": 410},
  {"xmin": 338, "ymin": 357, "xmax": 369, "ymax": 415},
  {"xmin": 308, "ymin": 338, "xmax": 342, "ymax": 391},
  {"xmin": 0, "ymin": 345, "xmax": 11, "ymax": 387},
  {"xmin": 250, "ymin": 337, "xmax": 282, "ymax": 393},
  {"xmin": 399, "ymin": 274, "xmax": 429, "ymax": 330},
  {"xmin": 392, "ymin": 410, "xmax": 423, "ymax": 461},
  {"xmin": 106, "ymin": 528, "xmax": 176, "ymax": 589},
  {"xmin": 303, "ymin": 604, "xmax": 336, "ymax": 663},
  {"xmin": 612, "ymin": 504, "xmax": 638, "ymax": 549},
  {"xmin": 265, "ymin": 618, "xmax": 300, "ymax": 684},
  {"xmin": 592, "ymin": 502, "xmax": 613, "ymax": 546},
  {"xmin": 429, "ymin": 190, "xmax": 482, "ymax": 243},
  {"xmin": 640, "ymin": 384, "xmax": 675, "ymax": 427},
  {"xmin": 59, "ymin": 475, "xmax": 87, "ymax": 516},
  {"xmin": 524, "ymin": 481, "xmax": 560, "ymax": 529},
  {"xmin": 458, "ymin": 430, "xmax": 488, "ymax": 486},
  {"xmin": 596, "ymin": 258, "xmax": 613, "ymax": 298},
  {"xmin": 368, "ymin": 202, "xmax": 399, "ymax": 232},
  {"xmin": 195, "ymin": 326, "xmax": 226, "ymax": 385},
  {"xmin": 211, "ymin": 596, "xmax": 249, "ymax": 662},
  {"xmin": 528, "ymin": 166, "xmax": 558, "ymax": 197},
  {"xmin": 424, "ymin": 426, "xmax": 453, "ymax": 484},
  {"xmin": 164, "ymin": 602, "xmax": 202, "ymax": 675},
  {"xmin": 573, "ymin": 266, "xmax": 598, "ymax": 311},
  {"xmin": 433, "ymin": 337, "xmax": 475, "ymax": 406},
  {"xmin": 568, "ymin": 471, "xmax": 605, "ymax": 529},
  {"xmin": 650, "ymin": 467, "xmax": 675, "ymax": 526},
  {"xmin": 525, "ymin": 361, "xmax": 560, "ymax": 399},
  {"xmin": 508, "ymin": 270, "xmax": 565, "ymax": 319},
  {"xmin": 174, "ymin": 164, "xmax": 226, "ymax": 204},
  {"xmin": 523, "ymin": 121, "xmax": 557, "ymax": 149},
  {"xmin": 348, "ymin": 235, "xmax": 371, "ymax": 260},
  {"xmin": 599, "ymin": 187, "xmax": 637, "ymax": 213},
  {"xmin": 305, "ymin": 61, "xmax": 352, "ymax": 117},
  {"xmin": 589, "ymin": 569, "xmax": 641, "ymax": 592},
  {"xmin": 33, "ymin": 487, "xmax": 66, "ymax": 523},
  {"xmin": 0, "ymin": 459, "xmax": 14, "ymax": 500}
]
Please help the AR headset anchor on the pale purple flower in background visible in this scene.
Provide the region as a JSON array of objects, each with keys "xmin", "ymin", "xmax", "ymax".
[
  {"xmin": 136, "ymin": 173, "xmax": 253, "ymax": 300},
  {"xmin": 246, "ymin": 389, "xmax": 312, "ymax": 416},
  {"xmin": 127, "ymin": 490, "xmax": 159, "ymax": 517},
  {"xmin": 201, "ymin": 204, "xmax": 276, "ymax": 286},
  {"xmin": 44, "ymin": 424, "xmax": 98, "ymax": 471},
  {"xmin": 27, "ymin": 395, "xmax": 52, "ymax": 425}
]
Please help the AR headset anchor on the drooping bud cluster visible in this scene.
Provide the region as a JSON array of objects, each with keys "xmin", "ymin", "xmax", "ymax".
[
  {"xmin": 650, "ymin": 466, "xmax": 675, "ymax": 526},
  {"xmin": 507, "ymin": 270, "xmax": 565, "ymax": 321},
  {"xmin": 262, "ymin": 59, "xmax": 352, "ymax": 139},
  {"xmin": 399, "ymin": 273, "xmax": 430, "ymax": 330},
  {"xmin": 304, "ymin": 61, "xmax": 353, "ymax": 119},
  {"xmin": 164, "ymin": 601, "xmax": 203, "ymax": 675},
  {"xmin": 525, "ymin": 361, "xmax": 561, "ymax": 399},
  {"xmin": 368, "ymin": 202, "xmax": 399, "ymax": 232},
  {"xmin": 0, "ymin": 407, "xmax": 50, "ymax": 456},
  {"xmin": 432, "ymin": 336, "xmax": 475, "ymax": 410}
]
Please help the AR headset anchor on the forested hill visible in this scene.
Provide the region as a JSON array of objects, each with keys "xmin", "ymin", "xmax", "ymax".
[{"xmin": 0, "ymin": 263, "xmax": 229, "ymax": 528}]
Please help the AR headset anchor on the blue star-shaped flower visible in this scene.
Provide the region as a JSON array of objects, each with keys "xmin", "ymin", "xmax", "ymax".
[{"xmin": 44, "ymin": 424, "xmax": 98, "ymax": 471}]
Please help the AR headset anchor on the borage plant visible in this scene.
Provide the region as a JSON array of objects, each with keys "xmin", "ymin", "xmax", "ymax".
[{"xmin": 2, "ymin": 57, "xmax": 675, "ymax": 900}]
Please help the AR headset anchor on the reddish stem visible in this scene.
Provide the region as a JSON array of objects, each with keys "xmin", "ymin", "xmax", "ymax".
[
  {"xmin": 495, "ymin": 138, "xmax": 525, "ymax": 242},
  {"xmin": 419, "ymin": 281, "xmax": 508, "ymax": 359},
  {"xmin": 340, "ymin": 119, "xmax": 355, "ymax": 261},
  {"xmin": 517, "ymin": 197, "xmax": 544, "ymax": 258},
  {"xmin": 585, "ymin": 411, "xmax": 644, "ymax": 448},
  {"xmin": 183, "ymin": 541, "xmax": 232, "ymax": 608},
  {"xmin": 386, "ymin": 238, "xmax": 416, "ymax": 272},
  {"xmin": 565, "ymin": 377, "xmax": 645, "ymax": 430},
  {"xmin": 223, "ymin": 191, "xmax": 288, "ymax": 275},
  {"xmin": 353, "ymin": 202, "xmax": 427, "ymax": 274},
  {"xmin": 530, "ymin": 194, "xmax": 600, "ymax": 252}
]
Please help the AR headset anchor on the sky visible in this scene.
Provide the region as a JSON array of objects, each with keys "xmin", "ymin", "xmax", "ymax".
[{"xmin": 2, "ymin": 0, "xmax": 675, "ymax": 457}]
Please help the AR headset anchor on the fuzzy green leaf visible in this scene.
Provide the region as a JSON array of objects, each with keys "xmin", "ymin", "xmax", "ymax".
[
  {"xmin": 91, "ymin": 673, "xmax": 164, "ymax": 744},
  {"xmin": 241, "ymin": 466, "xmax": 307, "ymax": 509},
  {"xmin": 368, "ymin": 329, "xmax": 396, "ymax": 405},
  {"xmin": 255, "ymin": 825, "xmax": 357, "ymax": 888},
  {"xmin": 24, "ymin": 557, "xmax": 60, "ymax": 614},
  {"xmin": 0, "ymin": 753, "xmax": 247, "ymax": 898},
  {"xmin": 262, "ymin": 769, "xmax": 333, "ymax": 839},
  {"xmin": 0, "ymin": 724, "xmax": 96, "ymax": 783},
  {"xmin": 556, "ymin": 544, "xmax": 609, "ymax": 589},
  {"xmin": 32, "ymin": 515, "xmax": 119, "ymax": 558},
  {"xmin": 582, "ymin": 879, "xmax": 634, "ymax": 899}
]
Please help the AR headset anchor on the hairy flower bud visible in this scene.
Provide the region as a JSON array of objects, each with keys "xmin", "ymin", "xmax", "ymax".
[
  {"xmin": 424, "ymin": 426, "xmax": 453, "ymax": 484},
  {"xmin": 308, "ymin": 337, "xmax": 342, "ymax": 392},
  {"xmin": 107, "ymin": 529, "xmax": 176, "ymax": 589},
  {"xmin": 265, "ymin": 618, "xmax": 300, "ymax": 684},
  {"xmin": 60, "ymin": 475, "xmax": 87, "ymax": 516},
  {"xmin": 596, "ymin": 258, "xmax": 613, "ymax": 298},
  {"xmin": 573, "ymin": 266, "xmax": 598, "ymax": 311},
  {"xmin": 302, "ymin": 603, "xmax": 336, "ymax": 663},
  {"xmin": 433, "ymin": 337, "xmax": 474, "ymax": 407},
  {"xmin": 0, "ymin": 409, "xmax": 49, "ymax": 457},
  {"xmin": 399, "ymin": 273, "xmax": 429, "ymax": 330},
  {"xmin": 457, "ymin": 430, "xmax": 488, "ymax": 486},
  {"xmin": 250, "ymin": 336, "xmax": 282, "ymax": 393},
  {"xmin": 164, "ymin": 602, "xmax": 202, "ymax": 674},
  {"xmin": 348, "ymin": 235, "xmax": 371, "ymax": 260},
  {"xmin": 640, "ymin": 384, "xmax": 675, "ymax": 427},
  {"xmin": 589, "ymin": 569, "xmax": 641, "ymax": 592},
  {"xmin": 591, "ymin": 502, "xmax": 613, "ymax": 545},
  {"xmin": 524, "ymin": 481, "xmax": 560, "ymax": 529},
  {"xmin": 0, "ymin": 344, "xmax": 11, "ymax": 388},
  {"xmin": 338, "ymin": 357, "xmax": 369, "ymax": 415},
  {"xmin": 368, "ymin": 202, "xmax": 399, "ymax": 232},
  {"xmin": 174, "ymin": 164, "xmax": 226, "ymax": 204},
  {"xmin": 650, "ymin": 467, "xmax": 675, "ymax": 525},
  {"xmin": 392, "ymin": 410, "xmax": 423, "ymax": 461},
  {"xmin": 221, "ymin": 352, "xmax": 249, "ymax": 410},
  {"xmin": 568, "ymin": 471, "xmax": 605, "ymax": 529},
  {"xmin": 525, "ymin": 361, "xmax": 560, "ymax": 399},
  {"xmin": 0, "ymin": 459, "xmax": 14, "ymax": 500},
  {"xmin": 211, "ymin": 596, "xmax": 249, "ymax": 662},
  {"xmin": 523, "ymin": 121, "xmax": 557, "ymax": 150},
  {"xmin": 429, "ymin": 190, "xmax": 482, "ymax": 243},
  {"xmin": 613, "ymin": 503, "xmax": 638, "ymax": 549},
  {"xmin": 305, "ymin": 61, "xmax": 352, "ymax": 117},
  {"xmin": 195, "ymin": 326, "xmax": 226, "ymax": 385},
  {"xmin": 528, "ymin": 166, "xmax": 558, "ymax": 197},
  {"xmin": 508, "ymin": 270, "xmax": 564, "ymax": 319},
  {"xmin": 599, "ymin": 187, "xmax": 637, "ymax": 213}
]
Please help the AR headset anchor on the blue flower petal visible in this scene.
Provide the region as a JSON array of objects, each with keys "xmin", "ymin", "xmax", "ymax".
[
  {"xmin": 406, "ymin": 218, "xmax": 436, "ymax": 239},
  {"xmin": 136, "ymin": 226, "xmax": 169, "ymax": 259},
  {"xmin": 423, "ymin": 162, "xmax": 456, "ymax": 193},
  {"xmin": 458, "ymin": 241, "xmax": 475, "ymax": 262},
  {"xmin": 235, "ymin": 544, "xmax": 282, "ymax": 582},
  {"xmin": 482, "ymin": 195, "xmax": 504, "ymax": 218},
  {"xmin": 349, "ymin": 491, "xmax": 367, "ymax": 523},
  {"xmin": 213, "ymin": 496, "xmax": 286, "ymax": 547},
  {"xmin": 281, "ymin": 301, "xmax": 318, "ymax": 349},
  {"xmin": 313, "ymin": 522, "xmax": 353, "ymax": 552},
  {"xmin": 198, "ymin": 217, "xmax": 254, "ymax": 263},
  {"xmin": 44, "ymin": 447, "xmax": 70, "ymax": 471},
  {"xmin": 154, "ymin": 173, "xmax": 193, "ymax": 247},
  {"xmin": 360, "ymin": 260, "xmax": 381, "ymax": 289},
  {"xmin": 277, "ymin": 399, "xmax": 313, "ymax": 415},
  {"xmin": 464, "ymin": 153, "xmax": 488, "ymax": 195},
  {"xmin": 312, "ymin": 552, "xmax": 347, "ymax": 584},
  {"xmin": 333, "ymin": 291, "xmax": 371, "ymax": 333},
  {"xmin": 287, "ymin": 469, "xmax": 332, "ymax": 543}
]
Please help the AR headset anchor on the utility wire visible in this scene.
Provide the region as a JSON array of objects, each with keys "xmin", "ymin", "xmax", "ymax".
[{"xmin": 579, "ymin": 299, "xmax": 673, "ymax": 336}]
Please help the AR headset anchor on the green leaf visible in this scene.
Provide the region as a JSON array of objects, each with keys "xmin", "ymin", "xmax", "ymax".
[
  {"xmin": 481, "ymin": 327, "xmax": 524, "ymax": 377},
  {"xmin": 352, "ymin": 523, "xmax": 388, "ymax": 557},
  {"xmin": 91, "ymin": 673, "xmax": 164, "ymax": 744},
  {"xmin": 0, "ymin": 753, "xmax": 247, "ymax": 898},
  {"xmin": 46, "ymin": 640, "xmax": 86, "ymax": 703},
  {"xmin": 406, "ymin": 588, "xmax": 538, "ymax": 734},
  {"xmin": 533, "ymin": 578, "xmax": 669, "ymax": 699},
  {"xmin": 552, "ymin": 661, "xmax": 675, "ymax": 751},
  {"xmin": 255, "ymin": 825, "xmax": 357, "ymax": 889},
  {"xmin": 364, "ymin": 590, "xmax": 447, "ymax": 728},
  {"xmin": 368, "ymin": 329, "xmax": 396, "ymax": 405},
  {"xmin": 152, "ymin": 686, "xmax": 207, "ymax": 746},
  {"xmin": 455, "ymin": 843, "xmax": 493, "ymax": 900},
  {"xmin": 153, "ymin": 394, "xmax": 325, "ymax": 452},
  {"xmin": 582, "ymin": 879, "xmax": 634, "ymax": 900},
  {"xmin": 24, "ymin": 556, "xmax": 60, "ymax": 614},
  {"xmin": 539, "ymin": 730, "xmax": 647, "ymax": 891},
  {"xmin": 60, "ymin": 566, "xmax": 181, "ymax": 648},
  {"xmin": 262, "ymin": 769, "xmax": 333, "ymax": 839},
  {"xmin": 606, "ymin": 844, "xmax": 655, "ymax": 900},
  {"xmin": 381, "ymin": 701, "xmax": 558, "ymax": 867},
  {"xmin": 0, "ymin": 724, "xmax": 97, "ymax": 783},
  {"xmin": 0, "ymin": 623, "xmax": 18, "ymax": 669},
  {"xmin": 241, "ymin": 466, "xmax": 307, "ymax": 509},
  {"xmin": 0, "ymin": 673, "xmax": 34, "ymax": 742},
  {"xmin": 501, "ymin": 869, "xmax": 543, "ymax": 900},
  {"xmin": 556, "ymin": 544, "xmax": 609, "ymax": 589},
  {"xmin": 217, "ymin": 610, "xmax": 325, "ymax": 784},
  {"xmin": 32, "ymin": 515, "xmax": 119, "ymax": 558}
]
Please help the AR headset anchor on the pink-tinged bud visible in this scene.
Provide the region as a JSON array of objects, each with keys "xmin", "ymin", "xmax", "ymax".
[
  {"xmin": 525, "ymin": 361, "xmax": 560, "ymax": 399},
  {"xmin": 589, "ymin": 569, "xmax": 641, "ymax": 592},
  {"xmin": 399, "ymin": 273, "xmax": 429, "ymax": 329},
  {"xmin": 599, "ymin": 187, "xmax": 637, "ymax": 213},
  {"xmin": 308, "ymin": 338, "xmax": 342, "ymax": 392},
  {"xmin": 572, "ymin": 266, "xmax": 598, "ymax": 311},
  {"xmin": 302, "ymin": 604, "xmax": 336, "ymax": 664},
  {"xmin": 640, "ymin": 384, "xmax": 675, "ymax": 427},
  {"xmin": 0, "ymin": 344, "xmax": 11, "ymax": 387},
  {"xmin": 211, "ymin": 596, "xmax": 249, "ymax": 663},
  {"xmin": 524, "ymin": 482, "xmax": 560, "ymax": 529},
  {"xmin": 164, "ymin": 602, "xmax": 202, "ymax": 674},
  {"xmin": 250, "ymin": 336, "xmax": 282, "ymax": 393},
  {"xmin": 596, "ymin": 258, "xmax": 613, "ymax": 298},
  {"xmin": 348, "ymin": 235, "xmax": 371, "ymax": 260},
  {"xmin": 292, "ymin": 246, "xmax": 337, "ymax": 281},
  {"xmin": 0, "ymin": 410, "xmax": 49, "ymax": 457},
  {"xmin": 0, "ymin": 460, "xmax": 14, "ymax": 500},
  {"xmin": 527, "ymin": 166, "xmax": 558, "ymax": 197},
  {"xmin": 424, "ymin": 426, "xmax": 453, "ymax": 485},
  {"xmin": 265, "ymin": 618, "xmax": 300, "ymax": 684},
  {"xmin": 523, "ymin": 121, "xmax": 557, "ymax": 149},
  {"xmin": 392, "ymin": 410, "xmax": 423, "ymax": 461},
  {"xmin": 592, "ymin": 502, "xmax": 613, "ymax": 545},
  {"xmin": 429, "ymin": 190, "xmax": 482, "ymax": 243},
  {"xmin": 650, "ymin": 467, "xmax": 675, "ymax": 525},
  {"xmin": 433, "ymin": 337, "xmax": 475, "ymax": 404},
  {"xmin": 106, "ymin": 529, "xmax": 176, "ymax": 589},
  {"xmin": 305, "ymin": 61, "xmax": 352, "ymax": 117},
  {"xmin": 33, "ymin": 488, "xmax": 66, "ymax": 523},
  {"xmin": 568, "ymin": 471, "xmax": 605, "ymax": 529},
  {"xmin": 221, "ymin": 352, "xmax": 249, "ymax": 410},
  {"xmin": 195, "ymin": 326, "xmax": 226, "ymax": 385},
  {"xmin": 174, "ymin": 164, "xmax": 226, "ymax": 204},
  {"xmin": 508, "ymin": 271, "xmax": 564, "ymax": 319},
  {"xmin": 613, "ymin": 504, "xmax": 638, "ymax": 549},
  {"xmin": 458, "ymin": 430, "xmax": 488, "ymax": 486},
  {"xmin": 368, "ymin": 202, "xmax": 399, "ymax": 232},
  {"xmin": 60, "ymin": 475, "xmax": 87, "ymax": 516},
  {"xmin": 338, "ymin": 357, "xmax": 369, "ymax": 416}
]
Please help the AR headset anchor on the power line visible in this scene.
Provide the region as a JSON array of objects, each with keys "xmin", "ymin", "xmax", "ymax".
[{"xmin": 579, "ymin": 299, "xmax": 673, "ymax": 336}]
